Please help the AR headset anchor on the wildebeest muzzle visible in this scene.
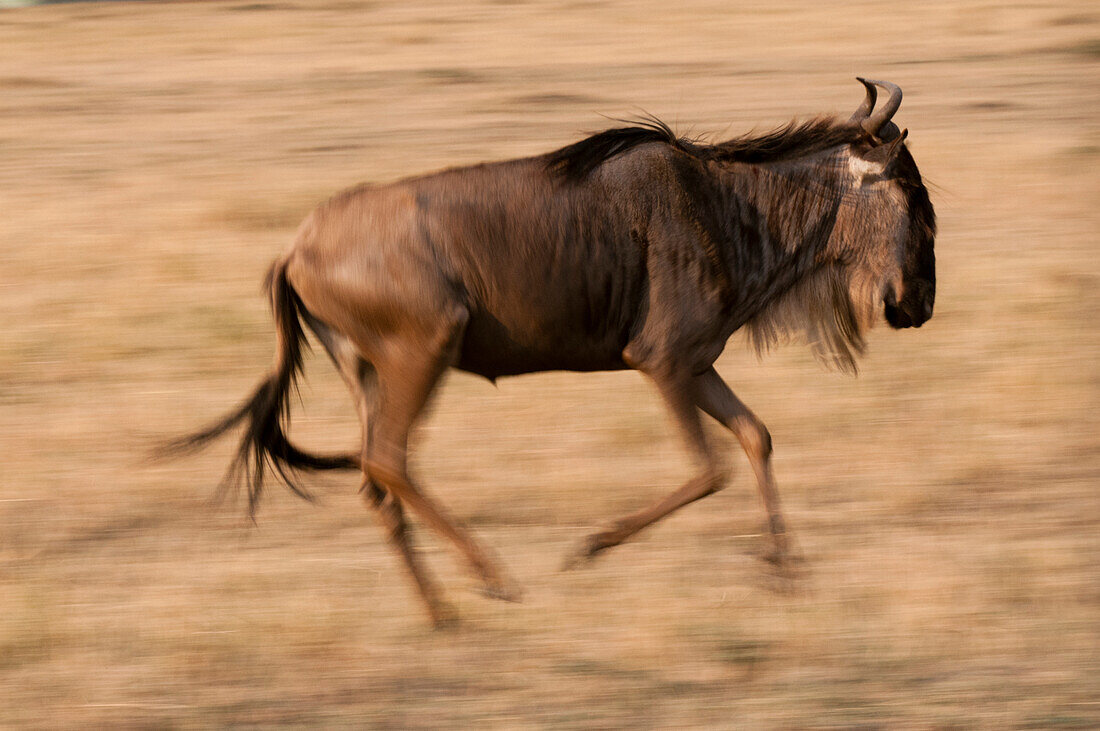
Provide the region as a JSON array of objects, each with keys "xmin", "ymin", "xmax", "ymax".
[{"xmin": 884, "ymin": 281, "xmax": 934, "ymax": 329}]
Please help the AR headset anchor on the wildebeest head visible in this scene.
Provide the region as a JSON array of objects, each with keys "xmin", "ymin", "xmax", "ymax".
[{"xmin": 839, "ymin": 79, "xmax": 937, "ymax": 331}]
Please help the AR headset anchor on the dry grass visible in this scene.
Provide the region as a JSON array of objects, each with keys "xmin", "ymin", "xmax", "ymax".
[{"xmin": 1, "ymin": 0, "xmax": 1098, "ymax": 726}]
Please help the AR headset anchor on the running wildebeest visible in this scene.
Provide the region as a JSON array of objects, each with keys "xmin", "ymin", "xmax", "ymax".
[{"xmin": 172, "ymin": 78, "xmax": 935, "ymax": 626}]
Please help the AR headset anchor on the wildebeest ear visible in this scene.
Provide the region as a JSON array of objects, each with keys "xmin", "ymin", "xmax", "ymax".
[
  {"xmin": 884, "ymin": 128, "xmax": 908, "ymax": 161},
  {"xmin": 850, "ymin": 129, "xmax": 909, "ymax": 184},
  {"xmin": 863, "ymin": 128, "xmax": 908, "ymax": 172}
]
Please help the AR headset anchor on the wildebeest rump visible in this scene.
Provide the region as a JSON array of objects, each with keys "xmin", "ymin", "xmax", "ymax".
[{"xmin": 171, "ymin": 79, "xmax": 936, "ymax": 625}]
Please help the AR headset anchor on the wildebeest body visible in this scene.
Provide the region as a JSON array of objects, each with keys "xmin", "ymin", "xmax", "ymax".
[{"xmin": 172, "ymin": 79, "xmax": 936, "ymax": 625}]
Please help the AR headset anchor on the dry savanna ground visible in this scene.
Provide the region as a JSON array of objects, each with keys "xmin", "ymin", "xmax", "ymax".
[{"xmin": 1, "ymin": 0, "xmax": 1098, "ymax": 727}]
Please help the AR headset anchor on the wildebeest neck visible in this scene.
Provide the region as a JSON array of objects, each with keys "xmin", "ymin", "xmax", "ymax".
[
  {"xmin": 711, "ymin": 150, "xmax": 872, "ymax": 371},
  {"xmin": 714, "ymin": 152, "xmax": 851, "ymax": 307}
]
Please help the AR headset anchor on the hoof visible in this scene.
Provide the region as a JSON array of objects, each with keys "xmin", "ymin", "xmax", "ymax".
[
  {"xmin": 560, "ymin": 533, "xmax": 611, "ymax": 571},
  {"xmin": 429, "ymin": 601, "xmax": 460, "ymax": 630},
  {"xmin": 758, "ymin": 547, "xmax": 806, "ymax": 585},
  {"xmin": 481, "ymin": 580, "xmax": 523, "ymax": 603},
  {"xmin": 758, "ymin": 529, "xmax": 801, "ymax": 566},
  {"xmin": 761, "ymin": 548, "xmax": 788, "ymax": 566},
  {"xmin": 432, "ymin": 615, "xmax": 460, "ymax": 631}
]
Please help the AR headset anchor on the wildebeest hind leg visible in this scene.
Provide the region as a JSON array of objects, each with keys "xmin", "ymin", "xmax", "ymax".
[
  {"xmin": 694, "ymin": 366, "xmax": 791, "ymax": 563},
  {"xmin": 363, "ymin": 477, "xmax": 457, "ymax": 627},
  {"xmin": 303, "ymin": 312, "xmax": 455, "ymax": 625},
  {"xmin": 363, "ymin": 311, "xmax": 522, "ymax": 607},
  {"xmin": 564, "ymin": 368, "xmax": 727, "ymax": 568}
]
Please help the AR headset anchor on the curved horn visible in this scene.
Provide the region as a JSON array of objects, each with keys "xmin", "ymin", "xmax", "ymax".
[
  {"xmin": 848, "ymin": 77, "xmax": 877, "ymax": 123},
  {"xmin": 859, "ymin": 79, "xmax": 903, "ymax": 139}
]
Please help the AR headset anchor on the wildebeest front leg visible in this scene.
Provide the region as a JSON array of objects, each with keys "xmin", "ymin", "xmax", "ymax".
[
  {"xmin": 564, "ymin": 368, "xmax": 727, "ymax": 567},
  {"xmin": 693, "ymin": 366, "xmax": 790, "ymax": 563}
]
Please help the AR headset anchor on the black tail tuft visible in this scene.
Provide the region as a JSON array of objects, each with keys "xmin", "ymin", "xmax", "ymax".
[{"xmin": 161, "ymin": 260, "xmax": 358, "ymax": 517}]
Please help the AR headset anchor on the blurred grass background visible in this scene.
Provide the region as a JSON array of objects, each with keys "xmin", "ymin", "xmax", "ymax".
[{"xmin": 1, "ymin": 0, "xmax": 1098, "ymax": 726}]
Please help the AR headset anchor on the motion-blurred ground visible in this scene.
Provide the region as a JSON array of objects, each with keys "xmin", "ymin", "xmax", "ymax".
[{"xmin": 1, "ymin": 0, "xmax": 1098, "ymax": 726}]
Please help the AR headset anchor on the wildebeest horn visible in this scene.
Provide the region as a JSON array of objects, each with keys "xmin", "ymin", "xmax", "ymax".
[
  {"xmin": 849, "ymin": 78, "xmax": 877, "ymax": 123},
  {"xmin": 855, "ymin": 78, "xmax": 902, "ymax": 140}
]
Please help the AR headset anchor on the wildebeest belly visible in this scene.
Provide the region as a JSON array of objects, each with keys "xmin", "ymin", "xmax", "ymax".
[{"xmin": 455, "ymin": 307, "xmax": 630, "ymax": 378}]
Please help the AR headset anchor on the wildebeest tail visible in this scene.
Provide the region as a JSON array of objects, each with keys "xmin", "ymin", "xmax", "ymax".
[{"xmin": 162, "ymin": 259, "xmax": 358, "ymax": 516}]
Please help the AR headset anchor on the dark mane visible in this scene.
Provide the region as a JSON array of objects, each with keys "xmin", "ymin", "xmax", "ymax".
[
  {"xmin": 705, "ymin": 118, "xmax": 860, "ymax": 164},
  {"xmin": 545, "ymin": 117, "xmax": 684, "ymax": 181},
  {"xmin": 547, "ymin": 116, "xmax": 860, "ymax": 181}
]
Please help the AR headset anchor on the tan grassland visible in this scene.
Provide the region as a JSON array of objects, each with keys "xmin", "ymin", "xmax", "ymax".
[{"xmin": 1, "ymin": 0, "xmax": 1098, "ymax": 726}]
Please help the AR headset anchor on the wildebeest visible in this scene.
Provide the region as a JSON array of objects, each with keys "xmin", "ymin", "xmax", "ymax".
[{"xmin": 172, "ymin": 78, "xmax": 935, "ymax": 626}]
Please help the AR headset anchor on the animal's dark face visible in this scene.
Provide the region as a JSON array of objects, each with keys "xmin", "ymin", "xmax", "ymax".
[
  {"xmin": 840, "ymin": 79, "xmax": 937, "ymax": 332},
  {"xmin": 882, "ymin": 145, "xmax": 936, "ymax": 329},
  {"xmin": 842, "ymin": 137, "xmax": 936, "ymax": 331}
]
